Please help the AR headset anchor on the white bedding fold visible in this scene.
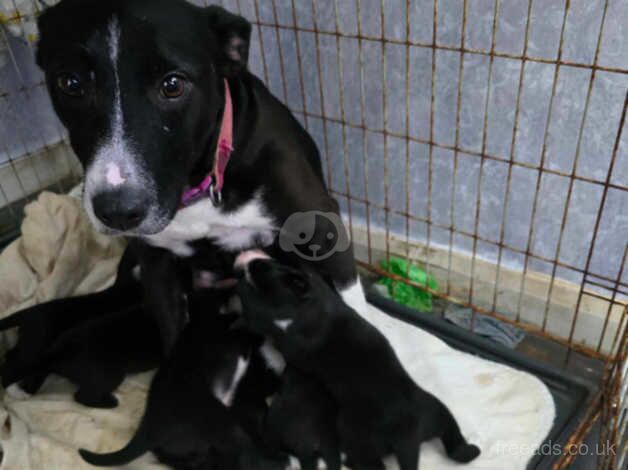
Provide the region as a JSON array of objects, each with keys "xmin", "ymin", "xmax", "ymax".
[{"xmin": 0, "ymin": 192, "xmax": 555, "ymax": 469}]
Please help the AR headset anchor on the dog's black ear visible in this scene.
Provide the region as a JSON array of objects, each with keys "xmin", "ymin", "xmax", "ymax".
[
  {"xmin": 207, "ymin": 6, "xmax": 252, "ymax": 76},
  {"xmin": 35, "ymin": 3, "xmax": 58, "ymax": 70},
  {"xmin": 34, "ymin": 0, "xmax": 74, "ymax": 70}
]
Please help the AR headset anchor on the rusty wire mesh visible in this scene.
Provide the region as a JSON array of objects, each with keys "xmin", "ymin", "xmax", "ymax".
[
  {"xmin": 213, "ymin": 1, "xmax": 627, "ymax": 467},
  {"xmin": 0, "ymin": 0, "xmax": 81, "ymax": 243},
  {"xmin": 0, "ymin": 0, "xmax": 626, "ymax": 468}
]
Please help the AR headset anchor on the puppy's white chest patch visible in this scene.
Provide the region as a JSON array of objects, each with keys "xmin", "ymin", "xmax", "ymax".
[
  {"xmin": 143, "ymin": 192, "xmax": 276, "ymax": 256},
  {"xmin": 213, "ymin": 356, "xmax": 250, "ymax": 407},
  {"xmin": 260, "ymin": 339, "xmax": 286, "ymax": 375},
  {"xmin": 274, "ymin": 319, "xmax": 293, "ymax": 331}
]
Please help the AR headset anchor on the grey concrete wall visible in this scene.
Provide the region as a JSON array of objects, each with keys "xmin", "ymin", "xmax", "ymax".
[
  {"xmin": 0, "ymin": 0, "xmax": 626, "ymax": 292},
  {"xmin": 223, "ymin": 0, "xmax": 628, "ymax": 292}
]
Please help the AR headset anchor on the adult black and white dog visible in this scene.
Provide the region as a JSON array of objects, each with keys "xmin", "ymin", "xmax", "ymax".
[{"xmin": 36, "ymin": 0, "xmax": 365, "ymax": 353}]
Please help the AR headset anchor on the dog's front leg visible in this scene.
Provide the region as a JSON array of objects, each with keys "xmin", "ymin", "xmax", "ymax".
[
  {"xmin": 312, "ymin": 231, "xmax": 367, "ymax": 315},
  {"xmin": 138, "ymin": 245, "xmax": 188, "ymax": 356}
]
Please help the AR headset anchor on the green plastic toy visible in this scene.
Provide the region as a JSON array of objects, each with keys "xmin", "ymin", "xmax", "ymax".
[{"xmin": 378, "ymin": 257, "xmax": 438, "ymax": 312}]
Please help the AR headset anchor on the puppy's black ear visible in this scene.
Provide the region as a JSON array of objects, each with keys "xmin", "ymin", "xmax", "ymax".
[
  {"xmin": 284, "ymin": 271, "xmax": 310, "ymax": 299},
  {"xmin": 207, "ymin": 6, "xmax": 252, "ymax": 76}
]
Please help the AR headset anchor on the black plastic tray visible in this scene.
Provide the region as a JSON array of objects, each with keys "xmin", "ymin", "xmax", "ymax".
[{"xmin": 366, "ymin": 292, "xmax": 596, "ymax": 470}]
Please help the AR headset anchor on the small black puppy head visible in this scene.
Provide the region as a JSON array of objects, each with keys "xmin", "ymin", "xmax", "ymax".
[
  {"xmin": 235, "ymin": 251, "xmax": 335, "ymax": 340},
  {"xmin": 36, "ymin": 0, "xmax": 251, "ymax": 235}
]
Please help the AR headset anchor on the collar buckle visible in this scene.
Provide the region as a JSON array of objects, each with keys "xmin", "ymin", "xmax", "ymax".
[{"xmin": 209, "ymin": 182, "xmax": 223, "ymax": 207}]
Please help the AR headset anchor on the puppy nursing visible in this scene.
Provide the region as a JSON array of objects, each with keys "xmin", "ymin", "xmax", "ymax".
[
  {"xmin": 79, "ymin": 312, "xmax": 287, "ymax": 470},
  {"xmin": 237, "ymin": 253, "xmax": 481, "ymax": 470},
  {"xmin": 0, "ymin": 287, "xmax": 161, "ymax": 408},
  {"xmin": 1, "ymin": 247, "xmax": 481, "ymax": 470}
]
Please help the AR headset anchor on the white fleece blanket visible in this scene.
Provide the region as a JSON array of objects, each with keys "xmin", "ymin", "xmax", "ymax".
[{"xmin": 0, "ymin": 192, "xmax": 555, "ymax": 470}]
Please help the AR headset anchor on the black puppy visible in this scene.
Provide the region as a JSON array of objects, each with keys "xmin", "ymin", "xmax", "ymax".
[
  {"xmin": 265, "ymin": 366, "xmax": 341, "ymax": 470},
  {"xmin": 2, "ymin": 302, "xmax": 161, "ymax": 408},
  {"xmin": 0, "ymin": 246, "xmax": 138, "ymax": 370},
  {"xmin": 0, "ymin": 245, "xmax": 157, "ymax": 407},
  {"xmin": 236, "ymin": 253, "xmax": 481, "ymax": 470},
  {"xmin": 79, "ymin": 313, "xmax": 287, "ymax": 470}
]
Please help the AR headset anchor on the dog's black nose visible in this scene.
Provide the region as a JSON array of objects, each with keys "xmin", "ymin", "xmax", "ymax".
[{"xmin": 92, "ymin": 189, "xmax": 149, "ymax": 231}]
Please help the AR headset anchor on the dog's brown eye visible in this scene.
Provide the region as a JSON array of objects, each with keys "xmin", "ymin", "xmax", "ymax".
[
  {"xmin": 56, "ymin": 73, "xmax": 85, "ymax": 97},
  {"xmin": 161, "ymin": 75, "xmax": 186, "ymax": 99}
]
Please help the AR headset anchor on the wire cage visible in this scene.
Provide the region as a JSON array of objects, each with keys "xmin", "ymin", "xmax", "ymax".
[
  {"xmin": 0, "ymin": 0, "xmax": 626, "ymax": 468},
  {"xmin": 0, "ymin": 0, "xmax": 82, "ymax": 245}
]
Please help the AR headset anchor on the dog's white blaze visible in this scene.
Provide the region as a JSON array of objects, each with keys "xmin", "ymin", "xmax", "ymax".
[
  {"xmin": 274, "ymin": 319, "xmax": 293, "ymax": 331},
  {"xmin": 83, "ymin": 17, "xmax": 155, "ymax": 232},
  {"xmin": 109, "ymin": 18, "xmax": 122, "ymax": 140},
  {"xmin": 144, "ymin": 191, "xmax": 276, "ymax": 256},
  {"xmin": 287, "ymin": 456, "xmax": 300, "ymax": 470},
  {"xmin": 213, "ymin": 356, "xmax": 249, "ymax": 408},
  {"xmin": 259, "ymin": 339, "xmax": 286, "ymax": 375}
]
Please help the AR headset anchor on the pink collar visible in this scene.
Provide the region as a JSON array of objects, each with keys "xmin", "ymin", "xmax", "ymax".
[{"xmin": 181, "ymin": 79, "xmax": 234, "ymax": 207}]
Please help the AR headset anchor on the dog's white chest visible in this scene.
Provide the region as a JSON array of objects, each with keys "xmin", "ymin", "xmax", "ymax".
[{"xmin": 143, "ymin": 194, "xmax": 276, "ymax": 256}]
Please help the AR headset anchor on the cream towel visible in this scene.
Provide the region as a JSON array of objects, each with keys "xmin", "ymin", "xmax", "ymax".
[{"xmin": 0, "ymin": 192, "xmax": 555, "ymax": 469}]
